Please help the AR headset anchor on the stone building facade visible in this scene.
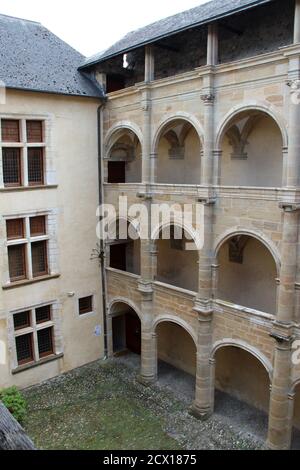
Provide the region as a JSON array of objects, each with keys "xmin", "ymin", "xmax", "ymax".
[{"xmin": 80, "ymin": 0, "xmax": 300, "ymax": 451}]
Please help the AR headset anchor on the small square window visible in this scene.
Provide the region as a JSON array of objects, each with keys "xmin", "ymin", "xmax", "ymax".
[
  {"xmin": 36, "ymin": 305, "xmax": 51, "ymax": 324},
  {"xmin": 14, "ymin": 311, "xmax": 31, "ymax": 331},
  {"xmin": 37, "ymin": 327, "xmax": 53, "ymax": 358},
  {"xmin": 1, "ymin": 120, "xmax": 20, "ymax": 142},
  {"xmin": 15, "ymin": 333, "xmax": 34, "ymax": 365},
  {"xmin": 30, "ymin": 216, "xmax": 46, "ymax": 237},
  {"xmin": 6, "ymin": 218, "xmax": 24, "ymax": 240},
  {"xmin": 26, "ymin": 121, "xmax": 43, "ymax": 143},
  {"xmin": 78, "ymin": 296, "xmax": 93, "ymax": 315}
]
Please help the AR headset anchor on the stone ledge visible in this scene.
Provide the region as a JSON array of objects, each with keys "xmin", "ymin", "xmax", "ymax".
[
  {"xmin": 12, "ymin": 353, "xmax": 64, "ymax": 375},
  {"xmin": 2, "ymin": 274, "xmax": 60, "ymax": 290}
]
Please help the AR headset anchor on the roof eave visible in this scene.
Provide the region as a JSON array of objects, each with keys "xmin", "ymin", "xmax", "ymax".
[{"xmin": 79, "ymin": 0, "xmax": 273, "ymax": 70}]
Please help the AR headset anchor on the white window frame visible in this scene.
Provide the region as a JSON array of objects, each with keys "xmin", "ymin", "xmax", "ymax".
[
  {"xmin": 2, "ymin": 209, "xmax": 60, "ymax": 286},
  {"xmin": 0, "ymin": 114, "xmax": 55, "ymax": 189},
  {"xmin": 8, "ymin": 301, "xmax": 63, "ymax": 371}
]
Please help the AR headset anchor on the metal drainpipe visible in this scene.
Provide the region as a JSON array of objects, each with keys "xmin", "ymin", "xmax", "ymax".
[{"xmin": 97, "ymin": 102, "xmax": 108, "ymax": 359}]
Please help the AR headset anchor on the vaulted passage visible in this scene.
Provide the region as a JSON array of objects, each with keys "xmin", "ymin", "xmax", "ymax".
[
  {"xmin": 219, "ymin": 110, "xmax": 283, "ymax": 188},
  {"xmin": 217, "ymin": 235, "xmax": 277, "ymax": 314},
  {"xmin": 108, "ymin": 219, "xmax": 141, "ymax": 275},
  {"xmin": 156, "ymin": 321, "xmax": 196, "ymax": 401},
  {"xmin": 111, "ymin": 303, "xmax": 141, "ymax": 356},
  {"xmin": 156, "ymin": 119, "xmax": 202, "ymax": 184},
  {"xmin": 214, "ymin": 346, "xmax": 270, "ymax": 440},
  {"xmin": 156, "ymin": 225, "xmax": 198, "ymax": 292},
  {"xmin": 106, "ymin": 128, "xmax": 142, "ymax": 183}
]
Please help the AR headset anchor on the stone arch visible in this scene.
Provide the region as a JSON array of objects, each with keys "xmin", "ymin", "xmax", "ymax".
[
  {"xmin": 291, "ymin": 378, "xmax": 300, "ymax": 394},
  {"xmin": 109, "ymin": 297, "xmax": 143, "ymax": 323},
  {"xmin": 109, "ymin": 298, "xmax": 142, "ymax": 356},
  {"xmin": 151, "ymin": 220, "xmax": 202, "ymax": 253},
  {"xmin": 215, "ymin": 102, "xmax": 288, "ymax": 150},
  {"xmin": 152, "ymin": 112, "xmax": 204, "ymax": 154},
  {"xmin": 214, "ymin": 227, "xmax": 281, "ymax": 276},
  {"xmin": 211, "ymin": 339, "xmax": 273, "ymax": 380},
  {"xmin": 153, "ymin": 314, "xmax": 197, "ymax": 346},
  {"xmin": 104, "ymin": 121, "xmax": 143, "ymax": 156}
]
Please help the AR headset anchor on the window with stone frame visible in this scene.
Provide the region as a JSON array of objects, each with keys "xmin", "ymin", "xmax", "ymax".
[
  {"xmin": 13, "ymin": 305, "xmax": 55, "ymax": 367},
  {"xmin": 6, "ymin": 215, "xmax": 49, "ymax": 283},
  {"xmin": 1, "ymin": 118, "xmax": 46, "ymax": 188},
  {"xmin": 78, "ymin": 296, "xmax": 94, "ymax": 316}
]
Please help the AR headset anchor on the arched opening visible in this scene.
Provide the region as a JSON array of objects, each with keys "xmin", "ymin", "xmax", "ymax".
[
  {"xmin": 156, "ymin": 321, "xmax": 196, "ymax": 402},
  {"xmin": 217, "ymin": 234, "xmax": 277, "ymax": 314},
  {"xmin": 108, "ymin": 219, "xmax": 141, "ymax": 275},
  {"xmin": 156, "ymin": 119, "xmax": 202, "ymax": 184},
  {"xmin": 156, "ymin": 224, "xmax": 198, "ymax": 292},
  {"xmin": 106, "ymin": 128, "xmax": 142, "ymax": 183},
  {"xmin": 219, "ymin": 110, "xmax": 283, "ymax": 187},
  {"xmin": 214, "ymin": 345, "xmax": 270, "ymax": 440},
  {"xmin": 111, "ymin": 302, "xmax": 141, "ymax": 356},
  {"xmin": 292, "ymin": 383, "xmax": 300, "ymax": 449}
]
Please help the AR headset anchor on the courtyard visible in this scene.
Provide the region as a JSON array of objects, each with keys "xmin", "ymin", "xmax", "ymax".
[{"xmin": 23, "ymin": 357, "xmax": 266, "ymax": 451}]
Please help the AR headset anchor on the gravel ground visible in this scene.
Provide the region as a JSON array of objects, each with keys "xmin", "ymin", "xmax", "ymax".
[{"xmin": 23, "ymin": 358, "xmax": 265, "ymax": 450}]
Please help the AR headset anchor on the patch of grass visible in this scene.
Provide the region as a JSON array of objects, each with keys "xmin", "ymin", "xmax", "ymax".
[{"xmin": 24, "ymin": 362, "xmax": 181, "ymax": 450}]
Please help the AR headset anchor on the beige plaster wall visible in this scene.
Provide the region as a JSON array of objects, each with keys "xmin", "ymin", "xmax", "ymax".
[
  {"xmin": 0, "ymin": 89, "xmax": 104, "ymax": 389},
  {"xmin": 157, "ymin": 127, "xmax": 201, "ymax": 185},
  {"xmin": 217, "ymin": 237, "xmax": 277, "ymax": 314},
  {"xmin": 215, "ymin": 346, "xmax": 270, "ymax": 414},
  {"xmin": 220, "ymin": 117, "xmax": 283, "ymax": 187},
  {"xmin": 157, "ymin": 322, "xmax": 196, "ymax": 376}
]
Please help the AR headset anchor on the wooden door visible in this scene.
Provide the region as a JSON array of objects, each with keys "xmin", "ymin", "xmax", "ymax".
[{"xmin": 126, "ymin": 313, "xmax": 141, "ymax": 355}]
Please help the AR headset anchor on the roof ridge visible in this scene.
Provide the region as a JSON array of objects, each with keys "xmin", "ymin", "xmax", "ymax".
[{"xmin": 0, "ymin": 12, "xmax": 41, "ymax": 25}]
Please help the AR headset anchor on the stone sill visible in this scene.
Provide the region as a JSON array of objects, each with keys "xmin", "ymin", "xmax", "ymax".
[
  {"xmin": 12, "ymin": 353, "xmax": 64, "ymax": 375},
  {"xmin": 0, "ymin": 185, "xmax": 58, "ymax": 193},
  {"xmin": 154, "ymin": 280, "xmax": 197, "ymax": 299},
  {"xmin": 106, "ymin": 267, "xmax": 140, "ymax": 280},
  {"xmin": 2, "ymin": 274, "xmax": 60, "ymax": 290}
]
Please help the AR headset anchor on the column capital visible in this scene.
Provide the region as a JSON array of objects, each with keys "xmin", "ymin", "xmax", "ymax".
[
  {"xmin": 270, "ymin": 321, "xmax": 295, "ymax": 348},
  {"xmin": 138, "ymin": 280, "xmax": 154, "ymax": 300},
  {"xmin": 279, "ymin": 201, "xmax": 300, "ymax": 212},
  {"xmin": 197, "ymin": 196, "xmax": 217, "ymax": 206},
  {"xmin": 193, "ymin": 298, "xmax": 214, "ymax": 320},
  {"xmin": 200, "ymin": 90, "xmax": 215, "ymax": 104}
]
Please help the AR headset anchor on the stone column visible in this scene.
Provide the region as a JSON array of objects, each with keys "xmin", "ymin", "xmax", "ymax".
[
  {"xmin": 267, "ymin": 332, "xmax": 294, "ymax": 450},
  {"xmin": 286, "ymin": 59, "xmax": 300, "ymax": 188},
  {"xmin": 294, "ymin": 0, "xmax": 300, "ymax": 44},
  {"xmin": 140, "ymin": 87, "xmax": 152, "ymax": 185},
  {"xmin": 207, "ymin": 24, "xmax": 218, "ymax": 66},
  {"xmin": 138, "ymin": 283, "xmax": 157, "ymax": 385},
  {"xmin": 191, "ymin": 310, "xmax": 214, "ymax": 419},
  {"xmin": 277, "ymin": 204, "xmax": 299, "ymax": 324},
  {"xmin": 145, "ymin": 45, "xmax": 155, "ymax": 83}
]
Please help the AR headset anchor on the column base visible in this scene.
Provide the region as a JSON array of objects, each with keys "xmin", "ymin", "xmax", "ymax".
[
  {"xmin": 189, "ymin": 402, "xmax": 213, "ymax": 421},
  {"xmin": 266, "ymin": 439, "xmax": 291, "ymax": 451},
  {"xmin": 137, "ymin": 374, "xmax": 157, "ymax": 387}
]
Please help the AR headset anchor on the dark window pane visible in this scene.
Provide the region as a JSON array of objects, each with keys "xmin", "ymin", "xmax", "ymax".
[
  {"xmin": 26, "ymin": 121, "xmax": 43, "ymax": 143},
  {"xmin": 8, "ymin": 244, "xmax": 26, "ymax": 281},
  {"xmin": 31, "ymin": 241, "xmax": 48, "ymax": 277},
  {"xmin": 30, "ymin": 216, "xmax": 46, "ymax": 237},
  {"xmin": 2, "ymin": 148, "xmax": 21, "ymax": 186},
  {"xmin": 36, "ymin": 305, "xmax": 51, "ymax": 324},
  {"xmin": 14, "ymin": 311, "xmax": 31, "ymax": 330},
  {"xmin": 79, "ymin": 296, "xmax": 93, "ymax": 315},
  {"xmin": 1, "ymin": 120, "xmax": 20, "ymax": 142},
  {"xmin": 6, "ymin": 219, "xmax": 24, "ymax": 240},
  {"xmin": 28, "ymin": 148, "xmax": 44, "ymax": 185},
  {"xmin": 16, "ymin": 334, "xmax": 33, "ymax": 365},
  {"xmin": 37, "ymin": 328, "xmax": 53, "ymax": 358}
]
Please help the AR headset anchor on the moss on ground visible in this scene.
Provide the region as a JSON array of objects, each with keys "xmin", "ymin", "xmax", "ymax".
[{"xmin": 23, "ymin": 359, "xmax": 263, "ymax": 450}]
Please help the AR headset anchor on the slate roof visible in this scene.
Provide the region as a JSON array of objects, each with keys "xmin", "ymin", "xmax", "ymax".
[
  {"xmin": 0, "ymin": 14, "xmax": 103, "ymax": 98},
  {"xmin": 81, "ymin": 0, "xmax": 273, "ymax": 69}
]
